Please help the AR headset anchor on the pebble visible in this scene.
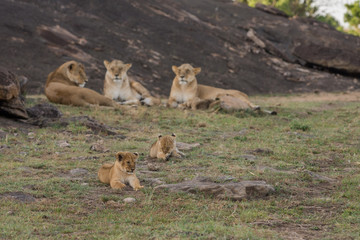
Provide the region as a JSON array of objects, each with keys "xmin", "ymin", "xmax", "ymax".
[{"xmin": 123, "ymin": 197, "xmax": 136, "ymax": 203}]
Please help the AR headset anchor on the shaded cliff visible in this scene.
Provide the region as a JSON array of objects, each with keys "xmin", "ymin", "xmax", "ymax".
[{"xmin": 0, "ymin": 0, "xmax": 359, "ymax": 96}]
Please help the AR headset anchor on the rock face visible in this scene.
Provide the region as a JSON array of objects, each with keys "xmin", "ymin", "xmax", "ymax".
[
  {"xmin": 0, "ymin": 66, "xmax": 28, "ymax": 119},
  {"xmin": 0, "ymin": 0, "xmax": 359, "ymax": 95},
  {"xmin": 156, "ymin": 177, "xmax": 274, "ymax": 201},
  {"xmin": 26, "ymin": 103, "xmax": 62, "ymax": 119}
]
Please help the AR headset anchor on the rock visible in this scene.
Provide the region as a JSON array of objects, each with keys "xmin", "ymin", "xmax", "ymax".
[
  {"xmin": 156, "ymin": 177, "xmax": 274, "ymax": 201},
  {"xmin": 69, "ymin": 168, "xmax": 89, "ymax": 177},
  {"xmin": 0, "ymin": 129, "xmax": 7, "ymax": 139},
  {"xmin": 0, "ymin": 0, "xmax": 358, "ymax": 96},
  {"xmin": 26, "ymin": 103, "xmax": 62, "ymax": 119},
  {"xmin": 254, "ymin": 166, "xmax": 294, "ymax": 174},
  {"xmin": 0, "ymin": 66, "xmax": 28, "ymax": 119},
  {"xmin": 143, "ymin": 178, "xmax": 165, "ymax": 186},
  {"xmin": 215, "ymin": 175, "xmax": 236, "ymax": 183},
  {"xmin": 123, "ymin": 197, "xmax": 136, "ymax": 203},
  {"xmin": 255, "ymin": 3, "xmax": 289, "ymax": 18},
  {"xmin": 105, "ymin": 200, "xmax": 121, "ymax": 207},
  {"xmin": 248, "ymin": 148, "xmax": 274, "ymax": 155},
  {"xmin": 147, "ymin": 163, "xmax": 160, "ymax": 171},
  {"xmin": 303, "ymin": 170, "xmax": 337, "ymax": 183},
  {"xmin": 197, "ymin": 122, "xmax": 207, "ymax": 128},
  {"xmin": 0, "ymin": 191, "xmax": 36, "ymax": 203},
  {"xmin": 176, "ymin": 142, "xmax": 200, "ymax": 151},
  {"xmin": 60, "ymin": 116, "xmax": 121, "ymax": 136},
  {"xmin": 239, "ymin": 155, "xmax": 257, "ymax": 161},
  {"xmin": 18, "ymin": 167, "xmax": 33, "ymax": 174},
  {"xmin": 90, "ymin": 140, "xmax": 109, "ymax": 153},
  {"xmin": 58, "ymin": 140, "xmax": 70, "ymax": 148}
]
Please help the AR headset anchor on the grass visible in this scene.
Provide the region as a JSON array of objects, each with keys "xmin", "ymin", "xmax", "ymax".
[{"xmin": 0, "ymin": 93, "xmax": 359, "ymax": 239}]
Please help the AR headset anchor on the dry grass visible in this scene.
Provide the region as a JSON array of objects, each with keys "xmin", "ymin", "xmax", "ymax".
[{"xmin": 0, "ymin": 92, "xmax": 359, "ymax": 239}]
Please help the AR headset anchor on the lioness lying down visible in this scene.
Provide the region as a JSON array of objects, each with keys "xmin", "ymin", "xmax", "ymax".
[
  {"xmin": 45, "ymin": 61, "xmax": 117, "ymax": 107},
  {"xmin": 98, "ymin": 152, "xmax": 143, "ymax": 191},
  {"xmin": 167, "ymin": 63, "xmax": 258, "ymax": 110},
  {"xmin": 103, "ymin": 59, "xmax": 160, "ymax": 106}
]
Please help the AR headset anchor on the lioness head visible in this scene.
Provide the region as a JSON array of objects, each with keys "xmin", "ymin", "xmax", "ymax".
[
  {"xmin": 158, "ymin": 133, "xmax": 176, "ymax": 154},
  {"xmin": 104, "ymin": 60, "xmax": 132, "ymax": 83},
  {"xmin": 115, "ymin": 151, "xmax": 139, "ymax": 173},
  {"xmin": 172, "ymin": 64, "xmax": 201, "ymax": 85},
  {"xmin": 65, "ymin": 61, "xmax": 88, "ymax": 87}
]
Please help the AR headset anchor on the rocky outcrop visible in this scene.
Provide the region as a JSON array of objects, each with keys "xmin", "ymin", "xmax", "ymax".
[
  {"xmin": 0, "ymin": 0, "xmax": 359, "ymax": 95},
  {"xmin": 0, "ymin": 66, "xmax": 28, "ymax": 119},
  {"xmin": 156, "ymin": 177, "xmax": 274, "ymax": 201}
]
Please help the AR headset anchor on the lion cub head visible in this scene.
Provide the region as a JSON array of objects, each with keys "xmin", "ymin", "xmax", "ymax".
[
  {"xmin": 104, "ymin": 60, "xmax": 132, "ymax": 83},
  {"xmin": 151, "ymin": 133, "xmax": 177, "ymax": 160},
  {"xmin": 64, "ymin": 61, "xmax": 88, "ymax": 87},
  {"xmin": 172, "ymin": 64, "xmax": 201, "ymax": 85},
  {"xmin": 114, "ymin": 152, "xmax": 139, "ymax": 173}
]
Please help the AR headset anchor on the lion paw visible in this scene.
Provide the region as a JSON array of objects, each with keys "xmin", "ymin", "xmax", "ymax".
[{"xmin": 134, "ymin": 185, "xmax": 144, "ymax": 191}]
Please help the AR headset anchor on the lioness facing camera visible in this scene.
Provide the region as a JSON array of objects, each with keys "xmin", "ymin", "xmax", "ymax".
[
  {"xmin": 103, "ymin": 59, "xmax": 160, "ymax": 106},
  {"xmin": 167, "ymin": 64, "xmax": 258, "ymax": 110}
]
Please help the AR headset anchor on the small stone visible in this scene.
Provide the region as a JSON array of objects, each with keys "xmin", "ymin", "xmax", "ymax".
[
  {"xmin": 123, "ymin": 197, "xmax": 136, "ymax": 203},
  {"xmin": 58, "ymin": 140, "xmax": 70, "ymax": 148},
  {"xmin": 105, "ymin": 200, "xmax": 118, "ymax": 207},
  {"xmin": 197, "ymin": 122, "xmax": 207, "ymax": 127},
  {"xmin": 27, "ymin": 132, "xmax": 36, "ymax": 139},
  {"xmin": 81, "ymin": 183, "xmax": 89, "ymax": 186},
  {"xmin": 0, "ymin": 192, "xmax": 36, "ymax": 203},
  {"xmin": 90, "ymin": 140, "xmax": 109, "ymax": 152},
  {"xmin": 147, "ymin": 163, "xmax": 160, "ymax": 171},
  {"xmin": 176, "ymin": 142, "xmax": 200, "ymax": 151},
  {"xmin": 7, "ymin": 211, "xmax": 15, "ymax": 215},
  {"xmin": 69, "ymin": 168, "xmax": 88, "ymax": 176},
  {"xmin": 18, "ymin": 167, "xmax": 33, "ymax": 174},
  {"xmin": 240, "ymin": 154, "xmax": 257, "ymax": 161}
]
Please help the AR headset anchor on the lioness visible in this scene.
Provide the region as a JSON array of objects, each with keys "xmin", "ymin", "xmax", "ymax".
[
  {"xmin": 98, "ymin": 152, "xmax": 143, "ymax": 191},
  {"xmin": 103, "ymin": 60, "xmax": 160, "ymax": 106},
  {"xmin": 167, "ymin": 64, "xmax": 258, "ymax": 110},
  {"xmin": 150, "ymin": 133, "xmax": 185, "ymax": 160},
  {"xmin": 45, "ymin": 61, "xmax": 117, "ymax": 107}
]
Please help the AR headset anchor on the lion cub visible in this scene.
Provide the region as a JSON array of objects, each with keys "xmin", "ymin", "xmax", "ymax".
[
  {"xmin": 150, "ymin": 133, "xmax": 185, "ymax": 160},
  {"xmin": 98, "ymin": 152, "xmax": 143, "ymax": 190},
  {"xmin": 103, "ymin": 59, "xmax": 160, "ymax": 106}
]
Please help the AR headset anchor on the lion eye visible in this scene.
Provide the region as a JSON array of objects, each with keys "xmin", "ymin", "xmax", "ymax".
[{"xmin": 127, "ymin": 161, "xmax": 130, "ymax": 164}]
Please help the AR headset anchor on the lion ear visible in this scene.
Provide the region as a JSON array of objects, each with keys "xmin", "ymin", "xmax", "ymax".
[
  {"xmin": 133, "ymin": 152, "xmax": 139, "ymax": 156},
  {"xmin": 125, "ymin": 63, "xmax": 132, "ymax": 71},
  {"xmin": 171, "ymin": 133, "xmax": 176, "ymax": 138},
  {"xmin": 172, "ymin": 66, "xmax": 178, "ymax": 74},
  {"xmin": 68, "ymin": 63, "xmax": 75, "ymax": 71},
  {"xmin": 104, "ymin": 60, "xmax": 110, "ymax": 69},
  {"xmin": 194, "ymin": 67, "xmax": 201, "ymax": 75},
  {"xmin": 116, "ymin": 152, "xmax": 124, "ymax": 161},
  {"xmin": 158, "ymin": 134, "xmax": 162, "ymax": 139}
]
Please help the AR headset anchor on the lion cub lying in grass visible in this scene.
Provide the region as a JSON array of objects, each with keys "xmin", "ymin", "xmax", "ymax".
[
  {"xmin": 150, "ymin": 133, "xmax": 185, "ymax": 160},
  {"xmin": 98, "ymin": 152, "xmax": 143, "ymax": 191},
  {"xmin": 103, "ymin": 59, "xmax": 160, "ymax": 106}
]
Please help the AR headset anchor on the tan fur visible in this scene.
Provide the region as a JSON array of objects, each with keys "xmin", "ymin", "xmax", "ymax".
[
  {"xmin": 167, "ymin": 63, "xmax": 258, "ymax": 110},
  {"xmin": 45, "ymin": 61, "xmax": 118, "ymax": 107},
  {"xmin": 103, "ymin": 60, "xmax": 160, "ymax": 106},
  {"xmin": 150, "ymin": 133, "xmax": 185, "ymax": 160},
  {"xmin": 98, "ymin": 152, "xmax": 143, "ymax": 190}
]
